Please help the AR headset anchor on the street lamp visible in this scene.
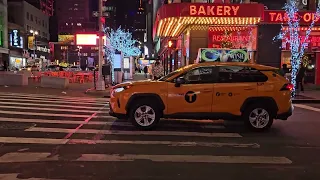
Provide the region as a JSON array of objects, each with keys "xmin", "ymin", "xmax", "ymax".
[{"xmin": 30, "ymin": 30, "xmax": 38, "ymax": 60}]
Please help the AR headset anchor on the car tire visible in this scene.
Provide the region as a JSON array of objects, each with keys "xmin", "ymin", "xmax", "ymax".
[
  {"xmin": 243, "ymin": 104, "xmax": 274, "ymax": 131},
  {"xmin": 129, "ymin": 99, "xmax": 160, "ymax": 130}
]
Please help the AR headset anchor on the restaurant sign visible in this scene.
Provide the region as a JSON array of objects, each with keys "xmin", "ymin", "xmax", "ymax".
[{"xmin": 264, "ymin": 10, "xmax": 320, "ymax": 24}]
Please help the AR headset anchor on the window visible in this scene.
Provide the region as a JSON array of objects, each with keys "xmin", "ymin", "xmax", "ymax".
[
  {"xmin": 218, "ymin": 66, "xmax": 268, "ymax": 83},
  {"xmin": 30, "ymin": 14, "xmax": 33, "ymax": 21},
  {"xmin": 35, "ymin": 17, "xmax": 38, "ymax": 24},
  {"xmin": 26, "ymin": 12, "xmax": 29, "ymax": 20},
  {"xmin": 183, "ymin": 67, "xmax": 215, "ymax": 84}
]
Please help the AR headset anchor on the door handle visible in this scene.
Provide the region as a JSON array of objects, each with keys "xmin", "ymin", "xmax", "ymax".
[
  {"xmin": 201, "ymin": 89, "xmax": 212, "ymax": 93},
  {"xmin": 244, "ymin": 88, "xmax": 254, "ymax": 90}
]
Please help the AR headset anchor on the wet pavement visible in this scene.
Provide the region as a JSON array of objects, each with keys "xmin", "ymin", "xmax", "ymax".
[{"xmin": 0, "ymin": 92, "xmax": 319, "ymax": 179}]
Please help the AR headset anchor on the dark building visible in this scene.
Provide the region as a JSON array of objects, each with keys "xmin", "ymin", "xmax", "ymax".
[
  {"xmin": 103, "ymin": 0, "xmax": 117, "ymax": 30},
  {"xmin": 55, "ymin": 0, "xmax": 95, "ymax": 34},
  {"xmin": 133, "ymin": 0, "xmax": 146, "ymax": 43},
  {"xmin": 23, "ymin": 0, "xmax": 54, "ymax": 16}
]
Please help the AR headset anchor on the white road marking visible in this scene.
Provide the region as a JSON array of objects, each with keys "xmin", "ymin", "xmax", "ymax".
[
  {"xmin": 25, "ymin": 127, "xmax": 241, "ymax": 137},
  {"xmin": 0, "ymin": 174, "xmax": 64, "ymax": 180},
  {"xmin": 0, "ymin": 105, "xmax": 98, "ymax": 113},
  {"xmin": 0, "ymin": 137, "xmax": 259, "ymax": 148},
  {"xmin": 0, "ymin": 152, "xmax": 292, "ymax": 164},
  {"xmin": 0, "ymin": 110, "xmax": 92, "ymax": 118},
  {"xmin": 294, "ymin": 104, "xmax": 320, "ymax": 112},
  {"xmin": 0, "ymin": 117, "xmax": 227, "ymax": 130},
  {"xmin": 0, "ymin": 96, "xmax": 108, "ymax": 105},
  {"xmin": 0, "ymin": 92, "xmax": 107, "ymax": 102},
  {"xmin": 0, "ymin": 98, "xmax": 106, "ymax": 106},
  {"xmin": 0, "ymin": 137, "xmax": 68, "ymax": 144},
  {"xmin": 0, "ymin": 117, "xmax": 107, "ymax": 125},
  {"xmin": 0, "ymin": 101, "xmax": 106, "ymax": 110}
]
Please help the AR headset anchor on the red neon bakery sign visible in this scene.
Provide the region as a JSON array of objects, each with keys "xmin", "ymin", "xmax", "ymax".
[{"xmin": 264, "ymin": 10, "xmax": 320, "ymax": 24}]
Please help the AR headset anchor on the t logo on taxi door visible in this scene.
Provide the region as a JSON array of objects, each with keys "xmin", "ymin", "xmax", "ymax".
[{"xmin": 185, "ymin": 91, "xmax": 197, "ymax": 103}]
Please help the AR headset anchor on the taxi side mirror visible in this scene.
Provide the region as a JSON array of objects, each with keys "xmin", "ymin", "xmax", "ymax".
[{"xmin": 175, "ymin": 77, "xmax": 185, "ymax": 87}]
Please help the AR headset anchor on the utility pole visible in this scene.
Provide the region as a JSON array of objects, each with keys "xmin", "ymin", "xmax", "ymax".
[{"xmin": 96, "ymin": 0, "xmax": 106, "ymax": 90}]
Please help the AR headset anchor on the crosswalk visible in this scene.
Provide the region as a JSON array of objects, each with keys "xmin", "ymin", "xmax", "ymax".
[{"xmin": 0, "ymin": 92, "xmax": 293, "ymax": 179}]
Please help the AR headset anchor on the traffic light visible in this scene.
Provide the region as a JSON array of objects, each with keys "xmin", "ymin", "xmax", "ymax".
[{"xmin": 168, "ymin": 40, "xmax": 176, "ymax": 49}]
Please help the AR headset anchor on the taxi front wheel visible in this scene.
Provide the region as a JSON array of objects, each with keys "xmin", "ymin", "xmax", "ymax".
[
  {"xmin": 129, "ymin": 100, "xmax": 160, "ymax": 130},
  {"xmin": 243, "ymin": 105, "xmax": 274, "ymax": 131}
]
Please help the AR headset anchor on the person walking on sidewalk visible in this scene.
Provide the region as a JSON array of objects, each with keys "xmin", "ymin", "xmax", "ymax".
[
  {"xmin": 143, "ymin": 66, "xmax": 148, "ymax": 78},
  {"xmin": 297, "ymin": 64, "xmax": 306, "ymax": 93},
  {"xmin": 152, "ymin": 60, "xmax": 164, "ymax": 80}
]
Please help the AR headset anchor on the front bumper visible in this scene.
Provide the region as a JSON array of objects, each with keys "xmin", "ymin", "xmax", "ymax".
[
  {"xmin": 109, "ymin": 103, "xmax": 127, "ymax": 119},
  {"xmin": 276, "ymin": 104, "xmax": 294, "ymax": 120}
]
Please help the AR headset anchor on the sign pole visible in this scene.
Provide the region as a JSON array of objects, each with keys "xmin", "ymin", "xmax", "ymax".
[{"xmin": 96, "ymin": 0, "xmax": 106, "ymax": 90}]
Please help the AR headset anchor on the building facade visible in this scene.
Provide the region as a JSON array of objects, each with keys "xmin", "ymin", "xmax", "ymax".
[
  {"xmin": 8, "ymin": 0, "xmax": 50, "ymax": 68},
  {"xmin": 23, "ymin": 0, "xmax": 54, "ymax": 16},
  {"xmin": 0, "ymin": 0, "xmax": 9, "ymax": 70},
  {"xmin": 152, "ymin": 0, "xmax": 320, "ymax": 85}
]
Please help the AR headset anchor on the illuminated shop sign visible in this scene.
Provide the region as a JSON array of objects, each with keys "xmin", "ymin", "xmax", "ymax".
[
  {"xmin": 186, "ymin": 4, "xmax": 263, "ymax": 17},
  {"xmin": 198, "ymin": 48, "xmax": 248, "ymax": 63},
  {"xmin": 9, "ymin": 30, "xmax": 23, "ymax": 48},
  {"xmin": 264, "ymin": 10, "xmax": 320, "ymax": 24},
  {"xmin": 189, "ymin": 5, "xmax": 239, "ymax": 16}
]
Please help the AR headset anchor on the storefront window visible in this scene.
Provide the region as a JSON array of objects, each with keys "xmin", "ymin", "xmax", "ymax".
[{"xmin": 9, "ymin": 57, "xmax": 26, "ymax": 70}]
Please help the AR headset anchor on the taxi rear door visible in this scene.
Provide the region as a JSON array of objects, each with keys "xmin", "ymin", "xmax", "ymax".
[{"xmin": 212, "ymin": 65, "xmax": 258, "ymax": 116}]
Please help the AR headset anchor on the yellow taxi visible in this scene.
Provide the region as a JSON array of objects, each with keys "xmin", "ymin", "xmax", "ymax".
[{"xmin": 109, "ymin": 62, "xmax": 293, "ymax": 131}]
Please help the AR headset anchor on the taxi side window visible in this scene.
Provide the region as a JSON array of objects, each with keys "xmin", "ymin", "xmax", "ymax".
[
  {"xmin": 218, "ymin": 66, "xmax": 268, "ymax": 83},
  {"xmin": 183, "ymin": 67, "xmax": 215, "ymax": 84}
]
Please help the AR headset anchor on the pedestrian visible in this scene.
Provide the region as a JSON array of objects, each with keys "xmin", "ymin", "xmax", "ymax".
[
  {"xmin": 280, "ymin": 64, "xmax": 290, "ymax": 77},
  {"xmin": 143, "ymin": 66, "xmax": 148, "ymax": 78},
  {"xmin": 296, "ymin": 64, "xmax": 306, "ymax": 93},
  {"xmin": 152, "ymin": 60, "xmax": 164, "ymax": 80},
  {"xmin": 3, "ymin": 60, "xmax": 7, "ymax": 71}
]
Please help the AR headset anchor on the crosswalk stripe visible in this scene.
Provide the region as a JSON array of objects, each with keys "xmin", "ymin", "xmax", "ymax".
[
  {"xmin": 0, "ymin": 174, "xmax": 64, "ymax": 180},
  {"xmin": 0, "ymin": 105, "xmax": 98, "ymax": 113},
  {"xmin": 294, "ymin": 104, "xmax": 320, "ymax": 112},
  {"xmin": 0, "ymin": 152, "xmax": 292, "ymax": 164},
  {"xmin": 0, "ymin": 110, "xmax": 95, "ymax": 118},
  {"xmin": 0, "ymin": 101, "xmax": 105, "ymax": 110},
  {"xmin": 0, "ymin": 98, "xmax": 107, "ymax": 106},
  {"xmin": 0, "ymin": 137, "xmax": 259, "ymax": 148},
  {"xmin": 0, "ymin": 95, "xmax": 108, "ymax": 105},
  {"xmin": 0, "ymin": 117, "xmax": 227, "ymax": 130},
  {"xmin": 0, "ymin": 92, "xmax": 107, "ymax": 102},
  {"xmin": 25, "ymin": 127, "xmax": 241, "ymax": 137}
]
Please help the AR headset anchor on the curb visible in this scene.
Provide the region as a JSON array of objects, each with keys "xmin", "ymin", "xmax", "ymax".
[
  {"xmin": 292, "ymin": 99, "xmax": 320, "ymax": 104},
  {"xmin": 85, "ymin": 88, "xmax": 110, "ymax": 98}
]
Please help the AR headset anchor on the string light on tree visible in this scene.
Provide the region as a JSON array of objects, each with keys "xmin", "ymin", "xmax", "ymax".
[
  {"xmin": 103, "ymin": 27, "xmax": 141, "ymax": 84},
  {"xmin": 274, "ymin": 0, "xmax": 320, "ymax": 97}
]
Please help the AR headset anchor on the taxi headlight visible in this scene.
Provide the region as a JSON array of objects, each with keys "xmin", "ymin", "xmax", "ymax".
[
  {"xmin": 114, "ymin": 87, "xmax": 125, "ymax": 93},
  {"xmin": 114, "ymin": 86, "xmax": 131, "ymax": 93}
]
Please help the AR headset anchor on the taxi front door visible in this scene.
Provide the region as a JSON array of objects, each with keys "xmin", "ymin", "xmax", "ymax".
[{"xmin": 166, "ymin": 67, "xmax": 214, "ymax": 115}]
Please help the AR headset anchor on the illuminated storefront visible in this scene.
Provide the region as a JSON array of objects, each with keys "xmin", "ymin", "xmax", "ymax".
[
  {"xmin": 263, "ymin": 10, "xmax": 320, "ymax": 85},
  {"xmin": 153, "ymin": 3, "xmax": 263, "ymax": 73}
]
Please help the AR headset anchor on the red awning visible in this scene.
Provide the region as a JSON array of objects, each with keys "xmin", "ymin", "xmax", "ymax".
[{"xmin": 153, "ymin": 3, "xmax": 264, "ymax": 38}]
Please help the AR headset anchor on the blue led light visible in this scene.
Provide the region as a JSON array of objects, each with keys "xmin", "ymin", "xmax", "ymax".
[
  {"xmin": 104, "ymin": 27, "xmax": 141, "ymax": 84},
  {"xmin": 274, "ymin": 0, "xmax": 320, "ymax": 97}
]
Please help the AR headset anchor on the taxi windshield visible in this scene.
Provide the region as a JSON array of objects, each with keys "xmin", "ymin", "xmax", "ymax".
[{"xmin": 158, "ymin": 64, "xmax": 193, "ymax": 81}]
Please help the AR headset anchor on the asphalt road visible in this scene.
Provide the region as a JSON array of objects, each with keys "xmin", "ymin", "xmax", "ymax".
[{"xmin": 0, "ymin": 92, "xmax": 319, "ymax": 180}]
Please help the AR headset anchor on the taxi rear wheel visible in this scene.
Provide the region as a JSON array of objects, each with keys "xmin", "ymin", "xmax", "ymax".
[
  {"xmin": 129, "ymin": 100, "xmax": 160, "ymax": 130},
  {"xmin": 243, "ymin": 104, "xmax": 274, "ymax": 131}
]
